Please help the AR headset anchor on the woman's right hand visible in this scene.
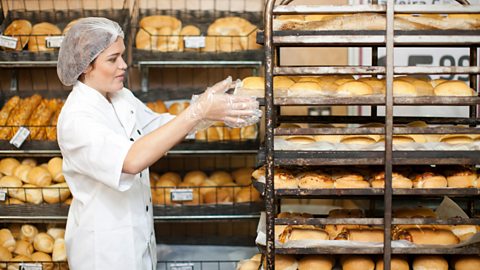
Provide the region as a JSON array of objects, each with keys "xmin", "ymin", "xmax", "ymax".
[{"xmin": 187, "ymin": 76, "xmax": 262, "ymax": 128}]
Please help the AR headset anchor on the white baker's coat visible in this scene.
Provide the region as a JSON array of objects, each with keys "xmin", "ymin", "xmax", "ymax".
[{"xmin": 57, "ymin": 82, "xmax": 174, "ymax": 270}]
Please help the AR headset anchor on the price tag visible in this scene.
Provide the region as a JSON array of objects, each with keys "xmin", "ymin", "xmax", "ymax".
[
  {"xmin": 19, "ymin": 263, "xmax": 43, "ymax": 270},
  {"xmin": 0, "ymin": 35, "xmax": 18, "ymax": 49},
  {"xmin": 9, "ymin": 127, "xmax": 30, "ymax": 148},
  {"xmin": 46, "ymin": 36, "xmax": 64, "ymax": 48},
  {"xmin": 0, "ymin": 189, "xmax": 6, "ymax": 201},
  {"xmin": 171, "ymin": 189, "xmax": 193, "ymax": 202},
  {"xmin": 169, "ymin": 263, "xmax": 194, "ymax": 270},
  {"xmin": 184, "ymin": 36, "xmax": 205, "ymax": 49}
]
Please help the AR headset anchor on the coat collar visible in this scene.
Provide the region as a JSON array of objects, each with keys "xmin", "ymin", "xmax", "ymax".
[{"xmin": 75, "ymin": 81, "xmax": 136, "ymax": 136}]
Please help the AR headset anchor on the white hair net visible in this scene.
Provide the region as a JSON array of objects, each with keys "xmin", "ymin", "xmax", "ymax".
[{"xmin": 57, "ymin": 17, "xmax": 124, "ymax": 86}]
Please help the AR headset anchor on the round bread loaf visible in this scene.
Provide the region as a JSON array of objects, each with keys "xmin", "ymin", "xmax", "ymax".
[
  {"xmin": 52, "ymin": 238, "xmax": 67, "ymax": 261},
  {"xmin": 183, "ymin": 171, "xmax": 207, "ymax": 186},
  {"xmin": 43, "ymin": 182, "xmax": 71, "ymax": 204},
  {"xmin": 46, "ymin": 228, "xmax": 65, "ymax": 240},
  {"xmin": 375, "ymin": 256, "xmax": 409, "ymax": 270},
  {"xmin": 179, "ymin": 25, "xmax": 201, "ymax": 52},
  {"xmin": 13, "ymin": 164, "xmax": 32, "ymax": 183},
  {"xmin": 207, "ymin": 17, "xmax": 258, "ymax": 52},
  {"xmin": 209, "ymin": 171, "xmax": 233, "ymax": 185},
  {"xmin": 298, "ymin": 255, "xmax": 334, "ymax": 270},
  {"xmin": 242, "ymin": 76, "xmax": 264, "ymax": 90},
  {"xmin": 336, "ymin": 81, "xmax": 374, "ymax": 96},
  {"xmin": 231, "ymin": 167, "xmax": 254, "ymax": 185},
  {"xmin": 453, "ymin": 255, "xmax": 480, "ymax": 270},
  {"xmin": 168, "ymin": 101, "xmax": 189, "ymax": 115},
  {"xmin": 21, "ymin": 158, "xmax": 37, "ymax": 167},
  {"xmin": 0, "ymin": 158, "xmax": 20, "ymax": 176},
  {"xmin": 136, "ymin": 15, "xmax": 182, "ymax": 51},
  {"xmin": 434, "ymin": 80, "xmax": 474, "ymax": 96},
  {"xmin": 47, "ymin": 157, "xmax": 64, "ymax": 182},
  {"xmin": 341, "ymin": 255, "xmax": 375, "ymax": 270},
  {"xmin": 298, "ymin": 172, "xmax": 334, "ymax": 189},
  {"xmin": 393, "ymin": 80, "xmax": 417, "ymax": 96},
  {"xmin": 430, "ymin": 78, "xmax": 447, "ymax": 88},
  {"xmin": 3, "ymin": 19, "xmax": 32, "ymax": 51},
  {"xmin": 0, "ymin": 228, "xmax": 16, "ymax": 252},
  {"xmin": 413, "ymin": 255, "xmax": 448, "ymax": 270},
  {"xmin": 203, "ymin": 189, "xmax": 232, "ymax": 204},
  {"xmin": 33, "ymin": 233, "xmax": 54, "ymax": 253},
  {"xmin": 234, "ymin": 186, "xmax": 260, "ymax": 203},
  {"xmin": 158, "ymin": 172, "xmax": 181, "ymax": 185},
  {"xmin": 13, "ymin": 240, "xmax": 33, "ymax": 257},
  {"xmin": 28, "ymin": 22, "xmax": 62, "ymax": 52},
  {"xmin": 413, "ymin": 173, "xmax": 447, "ymax": 188},
  {"xmin": 288, "ymin": 81, "xmax": 323, "ymax": 95}
]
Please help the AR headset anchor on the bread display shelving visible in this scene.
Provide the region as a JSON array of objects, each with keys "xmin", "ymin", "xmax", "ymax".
[{"xmin": 258, "ymin": 1, "xmax": 480, "ymax": 269}]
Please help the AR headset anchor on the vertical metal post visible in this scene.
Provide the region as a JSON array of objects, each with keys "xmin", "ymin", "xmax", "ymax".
[
  {"xmin": 264, "ymin": 0, "xmax": 276, "ymax": 269},
  {"xmin": 470, "ymin": 47, "xmax": 478, "ymax": 120},
  {"xmin": 384, "ymin": 1, "xmax": 394, "ymax": 269},
  {"xmin": 9, "ymin": 69, "xmax": 18, "ymax": 92},
  {"xmin": 371, "ymin": 46, "xmax": 378, "ymax": 116},
  {"xmin": 141, "ymin": 66, "xmax": 149, "ymax": 92}
]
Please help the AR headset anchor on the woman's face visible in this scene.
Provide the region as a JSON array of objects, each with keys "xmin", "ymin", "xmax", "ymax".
[{"xmin": 83, "ymin": 37, "xmax": 127, "ymax": 97}]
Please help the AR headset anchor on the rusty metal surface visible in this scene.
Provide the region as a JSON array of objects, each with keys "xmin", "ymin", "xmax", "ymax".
[
  {"xmin": 274, "ymin": 126, "xmax": 480, "ymax": 136},
  {"xmin": 272, "ymin": 5, "xmax": 478, "ymax": 14},
  {"xmin": 277, "ymin": 115, "xmax": 479, "ymax": 125},
  {"xmin": 274, "ymin": 66, "xmax": 480, "ymax": 75}
]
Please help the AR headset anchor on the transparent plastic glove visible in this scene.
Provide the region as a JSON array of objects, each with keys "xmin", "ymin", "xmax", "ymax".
[{"xmin": 187, "ymin": 76, "xmax": 262, "ymax": 131}]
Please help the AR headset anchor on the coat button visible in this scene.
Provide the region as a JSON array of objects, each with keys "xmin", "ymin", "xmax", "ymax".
[
  {"xmin": 137, "ymin": 130, "xmax": 141, "ymax": 135},
  {"xmin": 146, "ymin": 205, "xmax": 149, "ymax": 212},
  {"xmin": 130, "ymin": 110, "xmax": 134, "ymax": 114},
  {"xmin": 130, "ymin": 138, "xmax": 134, "ymax": 141},
  {"xmin": 140, "ymin": 172, "xmax": 142, "ymax": 177}
]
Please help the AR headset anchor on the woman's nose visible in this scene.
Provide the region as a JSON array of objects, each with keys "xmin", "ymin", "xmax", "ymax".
[{"xmin": 119, "ymin": 57, "xmax": 127, "ymax": 70}]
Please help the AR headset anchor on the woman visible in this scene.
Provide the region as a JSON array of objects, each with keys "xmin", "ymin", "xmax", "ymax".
[{"xmin": 56, "ymin": 17, "xmax": 260, "ymax": 270}]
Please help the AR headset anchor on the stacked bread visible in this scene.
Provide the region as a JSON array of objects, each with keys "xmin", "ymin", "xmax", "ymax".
[
  {"xmin": 0, "ymin": 224, "xmax": 67, "ymax": 270},
  {"xmin": 0, "ymin": 157, "xmax": 71, "ymax": 205},
  {"xmin": 3, "ymin": 19, "xmax": 77, "ymax": 52},
  {"xmin": 274, "ymin": 13, "xmax": 480, "ymax": 31},
  {"xmin": 150, "ymin": 168, "xmax": 260, "ymax": 206},
  {"xmin": 0, "ymin": 95, "xmax": 64, "ymax": 141},
  {"xmin": 252, "ymin": 164, "xmax": 480, "ymax": 189},
  {"xmin": 195, "ymin": 122, "xmax": 258, "ymax": 142},
  {"xmin": 238, "ymin": 76, "xmax": 476, "ymax": 98},
  {"xmin": 136, "ymin": 15, "xmax": 261, "ymax": 52}
]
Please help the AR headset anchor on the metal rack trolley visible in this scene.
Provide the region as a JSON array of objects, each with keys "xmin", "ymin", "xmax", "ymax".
[{"xmin": 260, "ymin": 1, "xmax": 480, "ymax": 269}]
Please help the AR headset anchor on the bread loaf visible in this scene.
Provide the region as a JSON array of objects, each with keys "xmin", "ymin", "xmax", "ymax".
[
  {"xmin": 43, "ymin": 182, "xmax": 71, "ymax": 204},
  {"xmin": 28, "ymin": 99, "xmax": 55, "ymax": 140},
  {"xmin": 31, "ymin": 252, "xmax": 53, "ymax": 270},
  {"xmin": 206, "ymin": 17, "xmax": 258, "ymax": 52},
  {"xmin": 262, "ymin": 254, "xmax": 297, "ymax": 270},
  {"xmin": 440, "ymin": 134, "xmax": 473, "ymax": 144},
  {"xmin": 0, "ymin": 246, "xmax": 12, "ymax": 268},
  {"xmin": 434, "ymin": 80, "xmax": 474, "ymax": 96},
  {"xmin": 33, "ymin": 233, "xmax": 54, "ymax": 253},
  {"xmin": 22, "ymin": 184, "xmax": 43, "ymax": 204},
  {"xmin": 13, "ymin": 240, "xmax": 33, "ymax": 257},
  {"xmin": 298, "ymin": 171, "xmax": 334, "ymax": 189},
  {"xmin": 279, "ymin": 225, "xmax": 329, "ymax": 243},
  {"xmin": 3, "ymin": 20, "xmax": 32, "ymax": 51},
  {"xmin": 413, "ymin": 255, "xmax": 448, "ymax": 270},
  {"xmin": 136, "ymin": 16, "xmax": 182, "ymax": 51},
  {"xmin": 335, "ymin": 228, "xmax": 384, "ymax": 243},
  {"xmin": 298, "ymin": 255, "xmax": 334, "ymax": 270},
  {"xmin": 203, "ymin": 189, "xmax": 233, "ymax": 204},
  {"xmin": 336, "ymin": 81, "xmax": 374, "ymax": 96},
  {"xmin": 451, "ymin": 225, "xmax": 478, "ymax": 242},
  {"xmin": 340, "ymin": 135, "xmax": 377, "ymax": 145},
  {"xmin": 28, "ymin": 22, "xmax": 62, "ymax": 52},
  {"xmin": 358, "ymin": 77, "xmax": 385, "ymax": 94},
  {"xmin": 27, "ymin": 166, "xmax": 52, "ymax": 187},
  {"xmin": 453, "ymin": 255, "xmax": 480, "ymax": 270},
  {"xmin": 393, "ymin": 80, "xmax": 417, "ymax": 96},
  {"xmin": 47, "ymin": 157, "xmax": 64, "ymax": 182},
  {"xmin": 340, "ymin": 255, "xmax": 374, "ymax": 270},
  {"xmin": 19, "ymin": 224, "xmax": 38, "ymax": 243},
  {"xmin": 0, "ymin": 96, "xmax": 20, "ymax": 140},
  {"xmin": 209, "ymin": 171, "xmax": 233, "ymax": 185},
  {"xmin": 46, "ymin": 228, "xmax": 65, "ymax": 240},
  {"xmin": 375, "ymin": 256, "xmax": 409, "ymax": 270},
  {"xmin": 183, "ymin": 171, "xmax": 207, "ymax": 186},
  {"xmin": 446, "ymin": 168, "xmax": 477, "ymax": 188},
  {"xmin": 393, "ymin": 227, "xmax": 459, "ymax": 245},
  {"xmin": 52, "ymin": 238, "xmax": 67, "ymax": 261},
  {"xmin": 0, "ymin": 229, "xmax": 16, "ymax": 252},
  {"xmin": 231, "ymin": 168, "xmax": 254, "ymax": 185},
  {"xmin": 412, "ymin": 172, "xmax": 447, "ymax": 188},
  {"xmin": 13, "ymin": 164, "xmax": 32, "ymax": 183},
  {"xmin": 0, "ymin": 158, "xmax": 20, "ymax": 176},
  {"xmin": 274, "ymin": 170, "xmax": 298, "ymax": 189},
  {"xmin": 168, "ymin": 101, "xmax": 189, "ymax": 115},
  {"xmin": 234, "ymin": 186, "xmax": 261, "ymax": 203},
  {"xmin": 0, "ymin": 175, "xmax": 23, "ymax": 200}
]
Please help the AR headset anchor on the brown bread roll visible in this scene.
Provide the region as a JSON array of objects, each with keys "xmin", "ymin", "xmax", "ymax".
[
  {"xmin": 13, "ymin": 164, "xmax": 32, "ymax": 183},
  {"xmin": 19, "ymin": 224, "xmax": 38, "ymax": 243},
  {"xmin": 298, "ymin": 255, "xmax": 334, "ymax": 270},
  {"xmin": 341, "ymin": 255, "xmax": 375, "ymax": 270},
  {"xmin": 0, "ymin": 229, "xmax": 16, "ymax": 252},
  {"xmin": 46, "ymin": 228, "xmax": 65, "ymax": 241},
  {"xmin": 234, "ymin": 186, "xmax": 261, "ymax": 203},
  {"xmin": 52, "ymin": 238, "xmax": 67, "ymax": 261},
  {"xmin": 22, "ymin": 184, "xmax": 43, "ymax": 204},
  {"xmin": 28, "ymin": 22, "xmax": 62, "ymax": 52},
  {"xmin": 453, "ymin": 255, "xmax": 480, "ymax": 270},
  {"xmin": 209, "ymin": 171, "xmax": 233, "ymax": 185},
  {"xmin": 13, "ymin": 240, "xmax": 33, "ymax": 257},
  {"xmin": 0, "ymin": 158, "xmax": 20, "ymax": 176},
  {"xmin": 231, "ymin": 167, "xmax": 254, "ymax": 186},
  {"xmin": 3, "ymin": 20, "xmax": 32, "ymax": 51},
  {"xmin": 413, "ymin": 255, "xmax": 448, "ymax": 270},
  {"xmin": 375, "ymin": 256, "xmax": 409, "ymax": 270},
  {"xmin": 183, "ymin": 171, "xmax": 207, "ymax": 186},
  {"xmin": 47, "ymin": 157, "xmax": 64, "ymax": 182},
  {"xmin": 31, "ymin": 251, "xmax": 54, "ymax": 270},
  {"xmin": 43, "ymin": 182, "xmax": 71, "ymax": 204},
  {"xmin": 27, "ymin": 166, "xmax": 52, "ymax": 187}
]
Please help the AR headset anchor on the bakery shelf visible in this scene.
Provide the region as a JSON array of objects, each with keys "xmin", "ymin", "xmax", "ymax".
[
  {"xmin": 153, "ymin": 203, "xmax": 263, "ymax": 221},
  {"xmin": 272, "ymin": 4, "xmax": 479, "ymax": 14},
  {"xmin": 274, "ymin": 217, "xmax": 480, "ymax": 226},
  {"xmin": 271, "ymin": 96, "xmax": 480, "ymax": 106},
  {"xmin": 0, "ymin": 6, "xmax": 130, "ymax": 63},
  {"xmin": 274, "ymin": 126, "xmax": 480, "ymax": 136},
  {"xmin": 0, "ymin": 261, "xmax": 69, "ymax": 269},
  {"xmin": 264, "ymin": 245, "xmax": 480, "ymax": 255},
  {"xmin": 252, "ymin": 181, "xmax": 480, "ymax": 198},
  {"xmin": 156, "ymin": 260, "xmax": 239, "ymax": 270},
  {"xmin": 274, "ymin": 66, "xmax": 480, "ymax": 76},
  {"xmin": 0, "ymin": 204, "xmax": 69, "ymax": 221},
  {"xmin": 256, "ymin": 30, "xmax": 480, "ymax": 47},
  {"xmin": 262, "ymin": 150, "xmax": 480, "ymax": 166}
]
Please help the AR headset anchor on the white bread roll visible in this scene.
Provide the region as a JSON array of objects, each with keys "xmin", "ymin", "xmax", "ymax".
[
  {"xmin": 27, "ymin": 166, "xmax": 52, "ymax": 187},
  {"xmin": 358, "ymin": 77, "xmax": 385, "ymax": 94},
  {"xmin": 298, "ymin": 255, "xmax": 334, "ymax": 270},
  {"xmin": 336, "ymin": 81, "xmax": 374, "ymax": 96},
  {"xmin": 46, "ymin": 228, "xmax": 65, "ymax": 240},
  {"xmin": 13, "ymin": 239, "xmax": 33, "ymax": 257},
  {"xmin": 42, "ymin": 182, "xmax": 71, "ymax": 204},
  {"xmin": 231, "ymin": 168, "xmax": 254, "ymax": 186},
  {"xmin": 341, "ymin": 255, "xmax": 375, "ymax": 270},
  {"xmin": 52, "ymin": 238, "xmax": 67, "ymax": 261},
  {"xmin": 19, "ymin": 224, "xmax": 38, "ymax": 243},
  {"xmin": 285, "ymin": 135, "xmax": 316, "ymax": 144},
  {"xmin": 234, "ymin": 186, "xmax": 261, "ymax": 203},
  {"xmin": 440, "ymin": 135, "xmax": 473, "ymax": 145},
  {"xmin": 288, "ymin": 81, "xmax": 324, "ymax": 95},
  {"xmin": 413, "ymin": 173, "xmax": 447, "ymax": 188},
  {"xmin": 0, "ymin": 158, "xmax": 20, "ymax": 176},
  {"xmin": 453, "ymin": 255, "xmax": 480, "ymax": 270},
  {"xmin": 434, "ymin": 80, "xmax": 474, "ymax": 96},
  {"xmin": 370, "ymin": 172, "xmax": 413, "ymax": 189},
  {"xmin": 21, "ymin": 158, "xmax": 37, "ymax": 167},
  {"xmin": 0, "ymin": 175, "xmax": 23, "ymax": 198},
  {"xmin": 47, "ymin": 157, "xmax": 64, "ymax": 182},
  {"xmin": 375, "ymin": 256, "xmax": 409, "ymax": 270},
  {"xmin": 22, "ymin": 184, "xmax": 43, "ymax": 204},
  {"xmin": 33, "ymin": 233, "xmax": 54, "ymax": 253},
  {"xmin": 0, "ymin": 229, "xmax": 16, "ymax": 252},
  {"xmin": 413, "ymin": 255, "xmax": 448, "ymax": 270},
  {"xmin": 31, "ymin": 251, "xmax": 53, "ymax": 270},
  {"xmin": 0, "ymin": 246, "xmax": 13, "ymax": 268},
  {"xmin": 274, "ymin": 76, "xmax": 296, "ymax": 90}
]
